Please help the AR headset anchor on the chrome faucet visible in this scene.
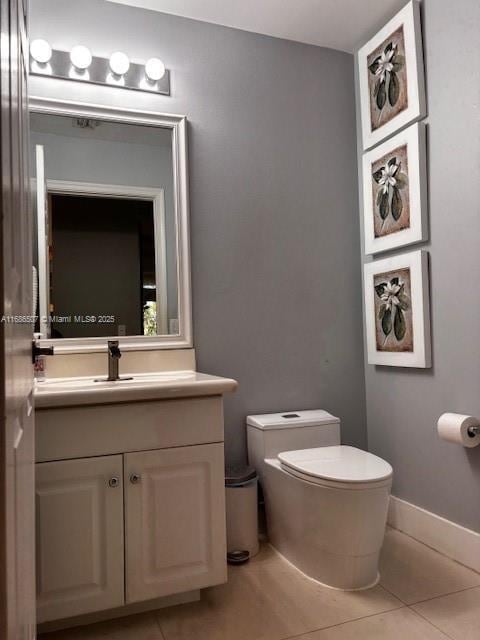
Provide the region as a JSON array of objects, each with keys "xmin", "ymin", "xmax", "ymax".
[
  {"xmin": 95, "ymin": 340, "xmax": 133, "ymax": 382},
  {"xmin": 107, "ymin": 340, "xmax": 121, "ymax": 381}
]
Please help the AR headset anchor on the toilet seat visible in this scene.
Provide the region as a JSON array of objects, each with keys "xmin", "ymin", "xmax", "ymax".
[{"xmin": 278, "ymin": 446, "xmax": 393, "ymax": 489}]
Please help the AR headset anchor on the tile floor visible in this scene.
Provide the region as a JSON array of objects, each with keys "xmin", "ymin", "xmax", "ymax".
[{"xmin": 39, "ymin": 528, "xmax": 480, "ymax": 640}]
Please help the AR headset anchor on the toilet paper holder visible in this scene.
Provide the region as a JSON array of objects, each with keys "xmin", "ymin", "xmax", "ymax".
[
  {"xmin": 468, "ymin": 425, "xmax": 479, "ymax": 437},
  {"xmin": 437, "ymin": 413, "xmax": 480, "ymax": 448}
]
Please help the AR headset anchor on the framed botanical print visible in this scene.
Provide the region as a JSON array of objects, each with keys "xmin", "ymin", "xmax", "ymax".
[
  {"xmin": 358, "ymin": 0, "xmax": 426, "ymax": 149},
  {"xmin": 363, "ymin": 122, "xmax": 427, "ymax": 255},
  {"xmin": 364, "ymin": 250, "xmax": 431, "ymax": 368}
]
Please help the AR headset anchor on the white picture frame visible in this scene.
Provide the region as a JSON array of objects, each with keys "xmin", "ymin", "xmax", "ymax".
[
  {"xmin": 363, "ymin": 122, "xmax": 427, "ymax": 255},
  {"xmin": 364, "ymin": 250, "xmax": 431, "ymax": 368},
  {"xmin": 358, "ymin": 0, "xmax": 426, "ymax": 150}
]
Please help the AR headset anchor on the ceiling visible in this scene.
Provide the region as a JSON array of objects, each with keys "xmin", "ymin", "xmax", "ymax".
[{"xmin": 106, "ymin": 0, "xmax": 404, "ymax": 53}]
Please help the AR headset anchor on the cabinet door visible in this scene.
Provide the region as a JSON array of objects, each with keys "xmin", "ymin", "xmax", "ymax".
[
  {"xmin": 125, "ymin": 443, "xmax": 226, "ymax": 603},
  {"xmin": 36, "ymin": 455, "xmax": 124, "ymax": 622}
]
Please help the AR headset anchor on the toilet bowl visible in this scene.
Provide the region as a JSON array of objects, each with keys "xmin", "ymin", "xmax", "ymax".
[{"xmin": 247, "ymin": 410, "xmax": 392, "ymax": 590}]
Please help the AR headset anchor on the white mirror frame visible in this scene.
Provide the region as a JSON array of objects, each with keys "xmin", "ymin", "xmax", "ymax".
[{"xmin": 30, "ymin": 96, "xmax": 192, "ymax": 353}]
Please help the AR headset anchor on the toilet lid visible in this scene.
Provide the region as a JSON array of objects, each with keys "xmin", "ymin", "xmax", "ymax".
[{"xmin": 278, "ymin": 446, "xmax": 393, "ymax": 484}]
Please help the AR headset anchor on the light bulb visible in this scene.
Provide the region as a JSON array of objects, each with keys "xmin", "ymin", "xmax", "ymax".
[
  {"xmin": 109, "ymin": 51, "xmax": 130, "ymax": 76},
  {"xmin": 70, "ymin": 45, "xmax": 92, "ymax": 70},
  {"xmin": 145, "ymin": 57, "xmax": 165, "ymax": 82},
  {"xmin": 30, "ymin": 39, "xmax": 52, "ymax": 64}
]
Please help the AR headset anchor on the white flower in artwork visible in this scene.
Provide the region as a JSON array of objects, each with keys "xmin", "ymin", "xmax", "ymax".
[
  {"xmin": 374, "ymin": 47, "xmax": 396, "ymax": 82},
  {"xmin": 380, "ymin": 281, "xmax": 401, "ymax": 310},
  {"xmin": 375, "ymin": 277, "xmax": 409, "ymax": 343},
  {"xmin": 378, "ymin": 160, "xmax": 399, "ymax": 194},
  {"xmin": 368, "ymin": 42, "xmax": 403, "ymax": 111}
]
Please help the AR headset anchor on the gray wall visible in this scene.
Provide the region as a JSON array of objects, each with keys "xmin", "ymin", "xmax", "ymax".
[
  {"xmin": 30, "ymin": 0, "xmax": 366, "ymax": 463},
  {"xmin": 355, "ymin": 0, "xmax": 480, "ymax": 532}
]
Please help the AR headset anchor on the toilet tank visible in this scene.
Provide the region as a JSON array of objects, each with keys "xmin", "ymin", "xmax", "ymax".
[{"xmin": 246, "ymin": 410, "xmax": 340, "ymax": 471}]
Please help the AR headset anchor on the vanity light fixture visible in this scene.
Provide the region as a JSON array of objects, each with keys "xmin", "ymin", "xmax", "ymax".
[
  {"xmin": 145, "ymin": 57, "xmax": 165, "ymax": 82},
  {"xmin": 30, "ymin": 39, "xmax": 52, "ymax": 64},
  {"xmin": 29, "ymin": 42, "xmax": 170, "ymax": 95},
  {"xmin": 109, "ymin": 51, "xmax": 130, "ymax": 77},
  {"xmin": 70, "ymin": 45, "xmax": 92, "ymax": 71}
]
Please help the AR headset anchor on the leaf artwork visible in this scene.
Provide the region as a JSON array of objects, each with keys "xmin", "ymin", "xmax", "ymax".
[
  {"xmin": 372, "ymin": 152, "xmax": 407, "ymax": 230},
  {"xmin": 366, "ymin": 26, "xmax": 408, "ymax": 131},
  {"xmin": 391, "ymin": 187, "xmax": 403, "ymax": 220},
  {"xmin": 389, "ymin": 70, "xmax": 400, "ymax": 106},
  {"xmin": 374, "ymin": 276, "xmax": 409, "ymax": 343},
  {"xmin": 368, "ymin": 41, "xmax": 403, "ymax": 112}
]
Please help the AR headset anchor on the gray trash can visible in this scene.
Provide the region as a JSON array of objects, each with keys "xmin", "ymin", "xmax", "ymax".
[{"xmin": 225, "ymin": 464, "xmax": 259, "ymax": 563}]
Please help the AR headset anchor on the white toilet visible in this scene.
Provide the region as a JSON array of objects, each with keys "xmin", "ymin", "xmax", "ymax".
[{"xmin": 247, "ymin": 410, "xmax": 393, "ymax": 590}]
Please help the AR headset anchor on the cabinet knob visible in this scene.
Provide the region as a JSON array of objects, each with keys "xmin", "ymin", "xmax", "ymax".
[
  {"xmin": 108, "ymin": 476, "xmax": 120, "ymax": 488},
  {"xmin": 130, "ymin": 473, "xmax": 141, "ymax": 484}
]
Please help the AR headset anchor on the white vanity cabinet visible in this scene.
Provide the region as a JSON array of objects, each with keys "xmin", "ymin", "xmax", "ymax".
[
  {"xmin": 35, "ymin": 392, "xmax": 233, "ymax": 626},
  {"xmin": 36, "ymin": 455, "xmax": 125, "ymax": 622},
  {"xmin": 124, "ymin": 443, "xmax": 226, "ymax": 603}
]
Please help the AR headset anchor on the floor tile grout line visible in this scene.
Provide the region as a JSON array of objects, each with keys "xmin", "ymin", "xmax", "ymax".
[
  {"xmin": 388, "ymin": 527, "xmax": 480, "ymax": 578},
  {"xmin": 155, "ymin": 594, "xmax": 405, "ymax": 640},
  {"xmin": 407, "ymin": 583, "xmax": 480, "ymax": 607},
  {"xmin": 378, "ymin": 571, "xmax": 480, "ymax": 608},
  {"xmin": 274, "ymin": 603, "xmax": 456, "ymax": 640},
  {"xmin": 153, "ymin": 614, "xmax": 167, "ymax": 640},
  {"xmin": 407, "ymin": 605, "xmax": 455, "ymax": 640},
  {"xmin": 273, "ymin": 601, "xmax": 407, "ymax": 640},
  {"xmin": 377, "ymin": 580, "xmax": 412, "ymax": 606}
]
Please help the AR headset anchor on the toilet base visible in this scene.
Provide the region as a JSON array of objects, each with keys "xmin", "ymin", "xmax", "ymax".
[
  {"xmin": 268, "ymin": 541, "xmax": 381, "ymax": 591},
  {"xmin": 261, "ymin": 459, "xmax": 390, "ymax": 591}
]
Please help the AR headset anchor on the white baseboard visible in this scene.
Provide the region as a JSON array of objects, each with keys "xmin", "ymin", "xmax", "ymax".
[{"xmin": 388, "ymin": 496, "xmax": 480, "ymax": 574}]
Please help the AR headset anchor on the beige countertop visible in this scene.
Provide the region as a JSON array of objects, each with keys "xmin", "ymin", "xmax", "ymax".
[{"xmin": 34, "ymin": 371, "xmax": 238, "ymax": 409}]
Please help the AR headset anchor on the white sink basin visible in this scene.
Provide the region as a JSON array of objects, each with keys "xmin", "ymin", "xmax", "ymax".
[
  {"xmin": 39, "ymin": 371, "xmax": 194, "ymax": 391},
  {"xmin": 35, "ymin": 370, "xmax": 238, "ymax": 408}
]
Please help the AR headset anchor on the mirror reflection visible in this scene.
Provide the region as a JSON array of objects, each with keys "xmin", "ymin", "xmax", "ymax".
[{"xmin": 30, "ymin": 113, "xmax": 179, "ymax": 339}]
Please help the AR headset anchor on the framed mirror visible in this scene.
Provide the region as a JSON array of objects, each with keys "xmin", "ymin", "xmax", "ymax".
[{"xmin": 29, "ymin": 97, "xmax": 192, "ymax": 352}]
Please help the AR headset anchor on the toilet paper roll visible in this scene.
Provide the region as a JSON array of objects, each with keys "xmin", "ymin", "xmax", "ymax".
[{"xmin": 437, "ymin": 413, "xmax": 480, "ymax": 448}]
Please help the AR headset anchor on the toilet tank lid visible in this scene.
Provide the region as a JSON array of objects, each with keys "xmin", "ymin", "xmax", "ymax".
[{"xmin": 247, "ymin": 410, "xmax": 339, "ymax": 430}]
